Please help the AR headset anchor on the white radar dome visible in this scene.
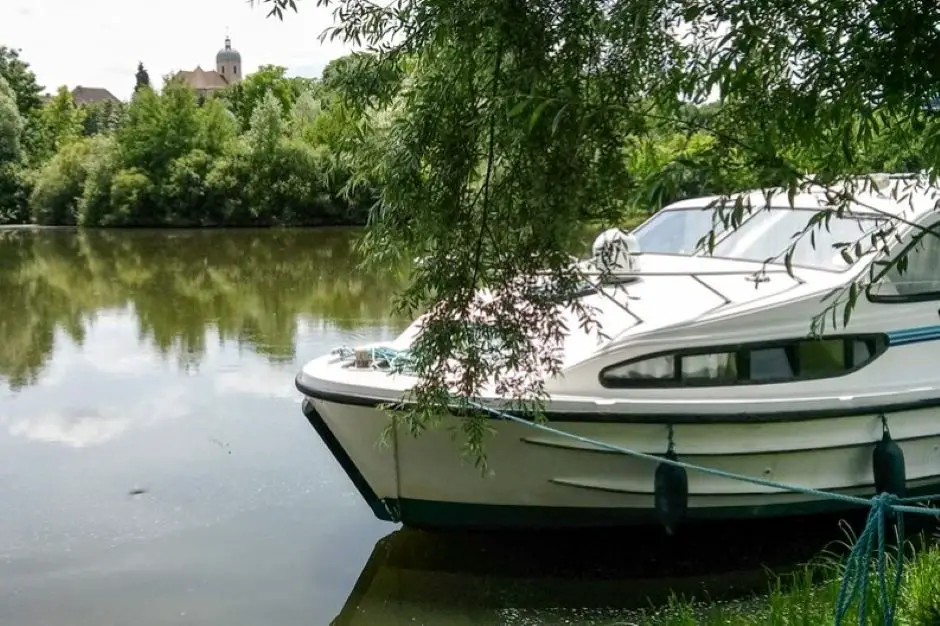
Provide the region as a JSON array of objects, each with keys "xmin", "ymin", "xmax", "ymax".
[{"xmin": 591, "ymin": 228, "xmax": 641, "ymax": 273}]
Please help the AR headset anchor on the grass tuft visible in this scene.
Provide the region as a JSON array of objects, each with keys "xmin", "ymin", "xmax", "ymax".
[{"xmin": 624, "ymin": 529, "xmax": 940, "ymax": 625}]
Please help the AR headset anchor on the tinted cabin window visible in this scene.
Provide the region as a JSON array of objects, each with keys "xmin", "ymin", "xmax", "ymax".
[
  {"xmin": 868, "ymin": 228, "xmax": 940, "ymax": 301},
  {"xmin": 603, "ymin": 354, "xmax": 674, "ymax": 381},
  {"xmin": 600, "ymin": 335, "xmax": 886, "ymax": 387},
  {"xmin": 748, "ymin": 346, "xmax": 792, "ymax": 380},
  {"xmin": 680, "ymin": 352, "xmax": 736, "ymax": 383},
  {"xmin": 797, "ymin": 338, "xmax": 845, "ymax": 377}
]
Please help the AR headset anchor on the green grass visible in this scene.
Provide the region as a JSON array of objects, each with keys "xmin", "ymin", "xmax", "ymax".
[{"xmin": 620, "ymin": 533, "xmax": 940, "ymax": 625}]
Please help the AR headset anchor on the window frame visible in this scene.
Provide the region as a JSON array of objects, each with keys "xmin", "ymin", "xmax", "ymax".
[
  {"xmin": 865, "ymin": 218, "xmax": 940, "ymax": 304},
  {"xmin": 598, "ymin": 333, "xmax": 889, "ymax": 388}
]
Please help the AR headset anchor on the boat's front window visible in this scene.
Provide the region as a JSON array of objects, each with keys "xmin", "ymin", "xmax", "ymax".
[
  {"xmin": 631, "ymin": 205, "xmax": 886, "ymax": 271},
  {"xmin": 708, "ymin": 208, "xmax": 885, "ymax": 271},
  {"xmin": 630, "ymin": 207, "xmax": 721, "ymax": 255}
]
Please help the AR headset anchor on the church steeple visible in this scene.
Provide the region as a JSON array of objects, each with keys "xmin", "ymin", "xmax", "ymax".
[{"xmin": 216, "ymin": 34, "xmax": 242, "ymax": 84}]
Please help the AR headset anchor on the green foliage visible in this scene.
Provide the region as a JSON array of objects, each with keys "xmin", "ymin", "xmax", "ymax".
[
  {"xmin": 224, "ymin": 92, "xmax": 337, "ymax": 225},
  {"xmin": 0, "ymin": 75, "xmax": 24, "ymax": 162},
  {"xmin": 117, "ymin": 83, "xmax": 201, "ymax": 177},
  {"xmin": 245, "ymin": 90, "xmax": 284, "ymax": 157},
  {"xmin": 77, "ymin": 138, "xmax": 119, "ymax": 226},
  {"xmin": 107, "ymin": 168, "xmax": 154, "ymax": 226},
  {"xmin": 218, "ymin": 64, "xmax": 316, "ymax": 130},
  {"xmin": 81, "ymin": 99, "xmax": 125, "ymax": 136},
  {"xmin": 622, "ymin": 539, "xmax": 940, "ymax": 625},
  {"xmin": 0, "ymin": 46, "xmax": 45, "ymax": 164},
  {"xmin": 30, "ymin": 135, "xmax": 111, "ymax": 225},
  {"xmin": 0, "ymin": 74, "xmax": 29, "ymax": 222},
  {"xmin": 626, "ymin": 132, "xmax": 719, "ymax": 212},
  {"xmin": 162, "ymin": 149, "xmax": 215, "ymax": 224},
  {"xmin": 0, "ymin": 46, "xmax": 43, "ymax": 120},
  {"xmin": 899, "ymin": 540, "xmax": 940, "ymax": 624},
  {"xmin": 39, "ymin": 86, "xmax": 85, "ymax": 157},
  {"xmin": 0, "ymin": 162, "xmax": 30, "ymax": 224},
  {"xmin": 15, "ymin": 59, "xmax": 368, "ymax": 228},
  {"xmin": 198, "ymin": 97, "xmax": 238, "ymax": 155}
]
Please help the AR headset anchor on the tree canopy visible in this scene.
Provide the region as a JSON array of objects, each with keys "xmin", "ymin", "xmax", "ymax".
[
  {"xmin": 256, "ymin": 0, "xmax": 940, "ymax": 462},
  {"xmin": 0, "ymin": 75, "xmax": 24, "ymax": 162}
]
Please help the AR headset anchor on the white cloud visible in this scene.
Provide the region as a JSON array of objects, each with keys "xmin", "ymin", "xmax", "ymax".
[
  {"xmin": 36, "ymin": 312, "xmax": 166, "ymax": 384},
  {"xmin": 213, "ymin": 364, "xmax": 299, "ymax": 400},
  {"xmin": 7, "ymin": 408, "xmax": 131, "ymax": 448},
  {"xmin": 4, "ymin": 385, "xmax": 191, "ymax": 448},
  {"xmin": 0, "ymin": 0, "xmax": 357, "ymax": 100}
]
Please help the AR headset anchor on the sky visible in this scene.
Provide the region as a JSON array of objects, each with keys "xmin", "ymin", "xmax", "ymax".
[{"xmin": 0, "ymin": 0, "xmax": 357, "ymax": 101}]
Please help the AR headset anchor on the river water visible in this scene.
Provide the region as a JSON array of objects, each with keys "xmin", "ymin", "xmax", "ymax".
[{"xmin": 0, "ymin": 227, "xmax": 862, "ymax": 625}]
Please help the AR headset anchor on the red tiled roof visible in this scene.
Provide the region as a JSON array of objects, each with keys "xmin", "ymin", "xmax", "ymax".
[{"xmin": 173, "ymin": 66, "xmax": 230, "ymax": 90}]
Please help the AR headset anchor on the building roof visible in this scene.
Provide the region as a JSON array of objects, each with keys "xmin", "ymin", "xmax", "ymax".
[
  {"xmin": 71, "ymin": 86, "xmax": 121, "ymax": 105},
  {"xmin": 173, "ymin": 66, "xmax": 230, "ymax": 91}
]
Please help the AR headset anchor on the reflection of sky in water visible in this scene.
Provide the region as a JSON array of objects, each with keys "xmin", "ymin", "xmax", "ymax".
[{"xmin": 0, "ymin": 308, "xmax": 399, "ymax": 626}]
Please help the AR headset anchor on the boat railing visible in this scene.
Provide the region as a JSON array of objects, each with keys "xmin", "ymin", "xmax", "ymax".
[{"xmin": 575, "ymin": 266, "xmax": 809, "ymax": 332}]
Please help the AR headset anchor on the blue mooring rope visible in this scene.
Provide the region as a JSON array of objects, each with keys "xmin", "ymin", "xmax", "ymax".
[{"xmin": 334, "ymin": 345, "xmax": 940, "ymax": 624}]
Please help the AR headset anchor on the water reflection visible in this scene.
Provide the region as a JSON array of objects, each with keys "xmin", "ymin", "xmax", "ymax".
[
  {"xmin": 0, "ymin": 227, "xmax": 409, "ymax": 392},
  {"xmin": 334, "ymin": 514, "xmax": 866, "ymax": 625},
  {"xmin": 0, "ymin": 227, "xmax": 406, "ymax": 625}
]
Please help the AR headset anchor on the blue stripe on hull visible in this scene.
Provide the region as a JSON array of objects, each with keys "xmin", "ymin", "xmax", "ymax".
[{"xmin": 887, "ymin": 324, "xmax": 940, "ymax": 346}]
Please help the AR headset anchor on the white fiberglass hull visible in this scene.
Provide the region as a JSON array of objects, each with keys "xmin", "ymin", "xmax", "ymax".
[{"xmin": 298, "ymin": 390, "xmax": 940, "ymax": 530}]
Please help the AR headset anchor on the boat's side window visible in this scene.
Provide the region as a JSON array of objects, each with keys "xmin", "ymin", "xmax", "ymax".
[
  {"xmin": 748, "ymin": 346, "xmax": 793, "ymax": 380},
  {"xmin": 600, "ymin": 335, "xmax": 887, "ymax": 387},
  {"xmin": 602, "ymin": 354, "xmax": 675, "ymax": 381},
  {"xmin": 868, "ymin": 226, "xmax": 940, "ymax": 302},
  {"xmin": 680, "ymin": 352, "xmax": 737, "ymax": 383}
]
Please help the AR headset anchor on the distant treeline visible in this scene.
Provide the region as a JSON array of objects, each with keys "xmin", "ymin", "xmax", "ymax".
[{"xmin": 0, "ymin": 51, "xmax": 376, "ymax": 227}]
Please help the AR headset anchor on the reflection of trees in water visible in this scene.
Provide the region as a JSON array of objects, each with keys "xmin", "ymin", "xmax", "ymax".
[{"xmin": 0, "ymin": 228, "xmax": 408, "ymax": 388}]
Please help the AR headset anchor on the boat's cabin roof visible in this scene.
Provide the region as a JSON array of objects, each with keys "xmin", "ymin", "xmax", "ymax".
[{"xmin": 628, "ymin": 177, "xmax": 940, "ymax": 273}]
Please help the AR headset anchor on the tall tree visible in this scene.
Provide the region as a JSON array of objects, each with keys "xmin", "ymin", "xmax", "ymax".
[
  {"xmin": 0, "ymin": 75, "xmax": 24, "ymax": 162},
  {"xmin": 218, "ymin": 64, "xmax": 315, "ymax": 129},
  {"xmin": 0, "ymin": 75, "xmax": 29, "ymax": 223},
  {"xmin": 81, "ymin": 99, "xmax": 125, "ymax": 136},
  {"xmin": 135, "ymin": 62, "xmax": 151, "ymax": 93},
  {"xmin": 39, "ymin": 86, "xmax": 85, "ymax": 155},
  {"xmin": 0, "ymin": 46, "xmax": 45, "ymax": 163},
  {"xmin": 0, "ymin": 46, "xmax": 43, "ymax": 119}
]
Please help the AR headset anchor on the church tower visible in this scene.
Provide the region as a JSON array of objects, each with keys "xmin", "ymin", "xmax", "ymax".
[{"xmin": 216, "ymin": 35, "xmax": 242, "ymax": 84}]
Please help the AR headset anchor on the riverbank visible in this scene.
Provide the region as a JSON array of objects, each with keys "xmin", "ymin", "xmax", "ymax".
[{"xmin": 629, "ymin": 535, "xmax": 940, "ymax": 625}]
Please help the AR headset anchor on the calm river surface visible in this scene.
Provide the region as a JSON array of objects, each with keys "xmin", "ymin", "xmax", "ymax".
[{"xmin": 0, "ymin": 228, "xmax": 861, "ymax": 625}]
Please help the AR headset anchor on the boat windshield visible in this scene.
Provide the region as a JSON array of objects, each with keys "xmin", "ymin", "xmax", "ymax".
[
  {"xmin": 630, "ymin": 207, "xmax": 721, "ymax": 255},
  {"xmin": 631, "ymin": 206, "xmax": 886, "ymax": 271}
]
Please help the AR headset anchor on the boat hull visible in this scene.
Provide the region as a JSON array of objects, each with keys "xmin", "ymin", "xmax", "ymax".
[{"xmin": 300, "ymin": 395, "xmax": 940, "ymax": 531}]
